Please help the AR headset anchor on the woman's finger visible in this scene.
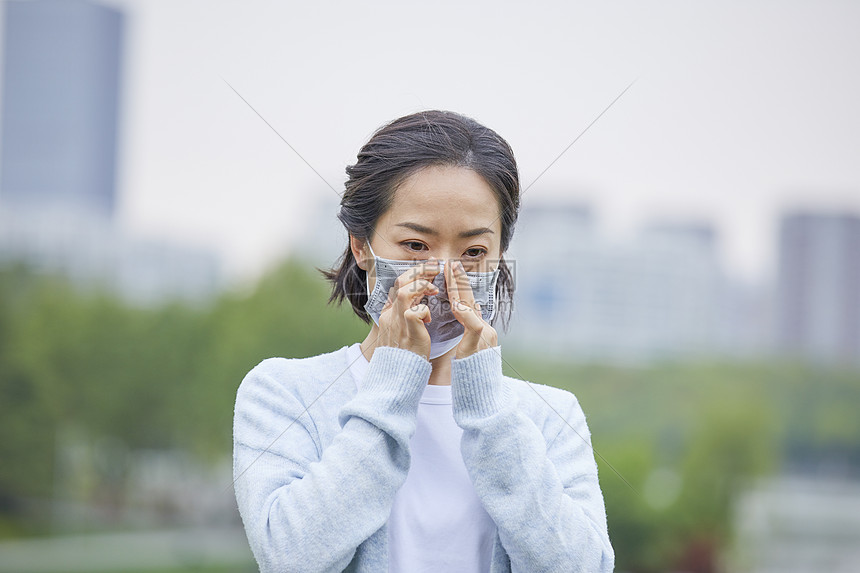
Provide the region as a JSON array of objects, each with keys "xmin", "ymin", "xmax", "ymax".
[
  {"xmin": 381, "ymin": 286, "xmax": 396, "ymax": 312},
  {"xmin": 392, "ymin": 278, "xmax": 438, "ymax": 313},
  {"xmin": 394, "ymin": 258, "xmax": 440, "ymax": 294},
  {"xmin": 405, "ymin": 302, "xmax": 431, "ymax": 324},
  {"xmin": 449, "ymin": 260, "xmax": 478, "ymax": 312},
  {"xmin": 451, "ymin": 299, "xmax": 485, "ymax": 331},
  {"xmin": 387, "ymin": 259, "xmax": 439, "ymax": 311},
  {"xmin": 445, "ymin": 262, "xmax": 483, "ymax": 330},
  {"xmin": 454, "ymin": 299, "xmax": 498, "ymax": 358},
  {"xmin": 444, "ymin": 259, "xmax": 457, "ymax": 306},
  {"xmin": 404, "ymin": 303, "xmax": 432, "ymax": 358}
]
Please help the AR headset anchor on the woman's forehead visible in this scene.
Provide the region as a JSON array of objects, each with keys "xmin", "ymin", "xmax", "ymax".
[{"xmin": 383, "ymin": 166, "xmax": 502, "ymax": 232}]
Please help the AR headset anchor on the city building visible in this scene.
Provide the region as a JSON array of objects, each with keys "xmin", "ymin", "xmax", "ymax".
[
  {"xmin": 776, "ymin": 211, "xmax": 860, "ymax": 365},
  {"xmin": 0, "ymin": 0, "xmax": 221, "ymax": 304},
  {"xmin": 1, "ymin": 0, "xmax": 123, "ymax": 220}
]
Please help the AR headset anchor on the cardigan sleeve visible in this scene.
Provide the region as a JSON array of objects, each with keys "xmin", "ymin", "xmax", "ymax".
[
  {"xmin": 233, "ymin": 347, "xmax": 431, "ymax": 573},
  {"xmin": 451, "ymin": 346, "xmax": 615, "ymax": 573}
]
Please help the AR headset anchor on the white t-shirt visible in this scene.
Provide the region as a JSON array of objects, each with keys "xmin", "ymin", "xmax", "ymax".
[{"xmin": 347, "ymin": 343, "xmax": 496, "ymax": 573}]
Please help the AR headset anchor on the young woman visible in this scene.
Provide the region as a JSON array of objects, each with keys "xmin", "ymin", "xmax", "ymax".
[{"xmin": 233, "ymin": 110, "xmax": 614, "ymax": 572}]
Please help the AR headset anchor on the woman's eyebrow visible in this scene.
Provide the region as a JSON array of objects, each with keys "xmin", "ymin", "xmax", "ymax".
[
  {"xmin": 396, "ymin": 221, "xmax": 495, "ymax": 238},
  {"xmin": 459, "ymin": 227, "xmax": 495, "ymax": 238}
]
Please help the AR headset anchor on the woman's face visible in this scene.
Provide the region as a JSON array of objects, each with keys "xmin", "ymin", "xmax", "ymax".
[{"xmin": 352, "ymin": 165, "xmax": 503, "ymax": 288}]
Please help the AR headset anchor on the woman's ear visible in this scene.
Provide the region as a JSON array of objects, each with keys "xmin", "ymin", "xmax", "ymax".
[{"xmin": 350, "ymin": 235, "xmax": 370, "ymax": 271}]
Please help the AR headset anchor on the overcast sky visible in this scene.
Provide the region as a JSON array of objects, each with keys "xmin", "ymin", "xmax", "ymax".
[{"xmin": 102, "ymin": 0, "xmax": 860, "ymax": 283}]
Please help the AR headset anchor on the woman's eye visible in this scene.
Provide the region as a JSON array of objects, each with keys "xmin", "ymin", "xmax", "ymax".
[
  {"xmin": 403, "ymin": 241, "xmax": 427, "ymax": 252},
  {"xmin": 464, "ymin": 247, "xmax": 487, "ymax": 258}
]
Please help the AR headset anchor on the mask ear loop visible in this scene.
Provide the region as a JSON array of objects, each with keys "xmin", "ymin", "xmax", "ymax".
[
  {"xmin": 484, "ymin": 268, "xmax": 500, "ymax": 323},
  {"xmin": 364, "ymin": 241, "xmax": 377, "ymax": 299}
]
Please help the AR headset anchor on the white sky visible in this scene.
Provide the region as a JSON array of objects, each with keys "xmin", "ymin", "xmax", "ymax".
[{"xmin": 105, "ymin": 0, "xmax": 860, "ymax": 283}]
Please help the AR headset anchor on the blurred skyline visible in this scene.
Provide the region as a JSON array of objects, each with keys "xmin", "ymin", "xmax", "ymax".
[{"xmin": 16, "ymin": 0, "xmax": 853, "ymax": 282}]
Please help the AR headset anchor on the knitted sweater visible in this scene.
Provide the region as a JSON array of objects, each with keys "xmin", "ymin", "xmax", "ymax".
[{"xmin": 233, "ymin": 345, "xmax": 615, "ymax": 572}]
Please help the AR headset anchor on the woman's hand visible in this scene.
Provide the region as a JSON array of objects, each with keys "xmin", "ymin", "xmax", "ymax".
[
  {"xmin": 376, "ymin": 259, "xmax": 441, "ymax": 360},
  {"xmin": 447, "ymin": 260, "xmax": 498, "ymax": 359}
]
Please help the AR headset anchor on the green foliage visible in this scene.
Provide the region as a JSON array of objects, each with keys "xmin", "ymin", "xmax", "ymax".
[
  {"xmin": 0, "ymin": 266, "xmax": 67, "ymax": 504},
  {"xmin": 0, "ymin": 259, "xmax": 366, "ymax": 530}
]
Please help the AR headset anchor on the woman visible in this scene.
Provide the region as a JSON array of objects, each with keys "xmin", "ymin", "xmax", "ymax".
[{"xmin": 233, "ymin": 110, "xmax": 614, "ymax": 572}]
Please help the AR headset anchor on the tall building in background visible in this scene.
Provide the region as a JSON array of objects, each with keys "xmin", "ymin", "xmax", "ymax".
[
  {"xmin": 0, "ymin": 0, "xmax": 221, "ymax": 305},
  {"xmin": 1, "ymin": 0, "xmax": 123, "ymax": 220},
  {"xmin": 777, "ymin": 211, "xmax": 860, "ymax": 364}
]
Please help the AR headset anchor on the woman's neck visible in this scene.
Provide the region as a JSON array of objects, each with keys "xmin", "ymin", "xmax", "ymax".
[
  {"xmin": 360, "ymin": 326, "xmax": 453, "ymax": 386},
  {"xmin": 427, "ymin": 352, "xmax": 453, "ymax": 386}
]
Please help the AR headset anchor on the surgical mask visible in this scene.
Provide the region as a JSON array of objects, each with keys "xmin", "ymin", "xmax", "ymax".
[{"xmin": 364, "ymin": 243, "xmax": 500, "ymax": 359}]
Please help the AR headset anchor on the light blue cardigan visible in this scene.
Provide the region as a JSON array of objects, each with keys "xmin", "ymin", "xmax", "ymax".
[{"xmin": 233, "ymin": 345, "xmax": 615, "ymax": 572}]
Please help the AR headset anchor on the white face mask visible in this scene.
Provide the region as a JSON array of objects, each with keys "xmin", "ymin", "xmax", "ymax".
[{"xmin": 364, "ymin": 242, "xmax": 500, "ymax": 359}]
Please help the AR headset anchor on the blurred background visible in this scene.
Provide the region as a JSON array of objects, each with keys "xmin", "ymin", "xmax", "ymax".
[{"xmin": 1, "ymin": 0, "xmax": 859, "ymax": 572}]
